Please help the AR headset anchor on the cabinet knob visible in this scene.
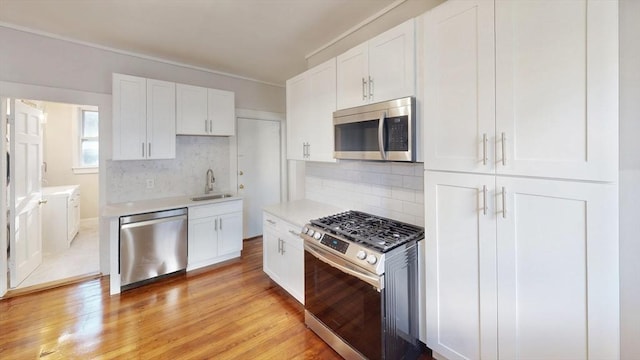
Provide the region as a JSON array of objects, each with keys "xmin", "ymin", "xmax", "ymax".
[
  {"xmin": 239, "ymin": 171, "xmax": 244, "ymax": 176},
  {"xmin": 38, "ymin": 199, "xmax": 48, "ymax": 205},
  {"xmin": 239, "ymin": 184, "xmax": 244, "ymax": 189}
]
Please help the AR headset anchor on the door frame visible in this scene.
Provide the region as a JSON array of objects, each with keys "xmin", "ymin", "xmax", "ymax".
[
  {"xmin": 231, "ymin": 109, "xmax": 286, "ymax": 205},
  {"xmin": 0, "ymin": 81, "xmax": 111, "ymax": 297}
]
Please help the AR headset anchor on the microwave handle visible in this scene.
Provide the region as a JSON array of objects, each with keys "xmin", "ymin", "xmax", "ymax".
[{"xmin": 378, "ymin": 112, "xmax": 387, "ymax": 160}]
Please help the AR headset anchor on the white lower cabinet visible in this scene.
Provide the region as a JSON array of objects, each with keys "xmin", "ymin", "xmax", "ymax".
[
  {"xmin": 188, "ymin": 200, "xmax": 243, "ymax": 271},
  {"xmin": 263, "ymin": 211, "xmax": 304, "ymax": 304},
  {"xmin": 425, "ymin": 171, "xmax": 618, "ymax": 360},
  {"xmin": 42, "ymin": 185, "xmax": 80, "ymax": 253}
]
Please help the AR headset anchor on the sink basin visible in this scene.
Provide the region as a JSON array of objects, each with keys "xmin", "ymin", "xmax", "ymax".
[{"xmin": 190, "ymin": 194, "xmax": 234, "ymax": 201}]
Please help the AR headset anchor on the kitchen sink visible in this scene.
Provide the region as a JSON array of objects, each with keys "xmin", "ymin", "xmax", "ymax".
[{"xmin": 190, "ymin": 194, "xmax": 234, "ymax": 201}]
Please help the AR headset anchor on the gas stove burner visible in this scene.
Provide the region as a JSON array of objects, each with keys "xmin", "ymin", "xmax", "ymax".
[{"xmin": 310, "ymin": 210, "xmax": 424, "ymax": 253}]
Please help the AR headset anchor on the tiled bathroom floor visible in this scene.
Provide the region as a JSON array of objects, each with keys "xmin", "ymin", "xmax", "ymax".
[{"xmin": 17, "ymin": 218, "xmax": 100, "ymax": 289}]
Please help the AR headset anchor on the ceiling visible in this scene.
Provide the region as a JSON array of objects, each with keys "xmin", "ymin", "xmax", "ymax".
[{"xmin": 0, "ymin": 0, "xmax": 399, "ymax": 85}]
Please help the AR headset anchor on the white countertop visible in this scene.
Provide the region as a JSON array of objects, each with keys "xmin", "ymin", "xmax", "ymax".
[
  {"xmin": 42, "ymin": 185, "xmax": 79, "ymax": 197},
  {"xmin": 263, "ymin": 199, "xmax": 344, "ymax": 228},
  {"xmin": 102, "ymin": 193, "xmax": 242, "ymax": 218}
]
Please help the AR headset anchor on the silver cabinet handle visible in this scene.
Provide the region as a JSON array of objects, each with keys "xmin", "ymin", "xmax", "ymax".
[
  {"xmin": 307, "ymin": 143, "xmax": 311, "ymax": 159},
  {"xmin": 205, "ymin": 119, "xmax": 208, "ymax": 133},
  {"xmin": 277, "ymin": 238, "xmax": 283, "ymax": 254},
  {"xmin": 209, "ymin": 120, "xmax": 213, "ymax": 134},
  {"xmin": 501, "ymin": 132, "xmax": 507, "ymax": 166},
  {"xmin": 369, "ymin": 76, "xmax": 374, "ymax": 100},
  {"xmin": 281, "ymin": 240, "xmax": 286, "ymax": 255},
  {"xmin": 482, "ymin": 133, "xmax": 488, "ymax": 165},
  {"xmin": 482, "ymin": 185, "xmax": 488, "ymax": 216},
  {"xmin": 377, "ymin": 112, "xmax": 387, "ymax": 160},
  {"xmin": 142, "ymin": 142, "xmax": 145, "ymax": 157},
  {"xmin": 214, "ymin": 217, "xmax": 218, "ymax": 231},
  {"xmin": 266, "ymin": 219, "xmax": 276, "ymax": 225},
  {"xmin": 362, "ymin": 77, "xmax": 367, "ymax": 100},
  {"xmin": 219, "ymin": 218, "xmax": 222, "ymax": 230},
  {"xmin": 148, "ymin": 143, "xmax": 151, "ymax": 157},
  {"xmin": 288, "ymin": 229, "xmax": 300, "ymax": 237},
  {"xmin": 501, "ymin": 186, "xmax": 507, "ymax": 219},
  {"xmin": 38, "ymin": 199, "xmax": 48, "ymax": 205}
]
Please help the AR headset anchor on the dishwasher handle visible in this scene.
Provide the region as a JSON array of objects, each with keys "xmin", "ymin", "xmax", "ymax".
[
  {"xmin": 120, "ymin": 208, "xmax": 187, "ymax": 225},
  {"xmin": 120, "ymin": 214, "xmax": 187, "ymax": 230}
]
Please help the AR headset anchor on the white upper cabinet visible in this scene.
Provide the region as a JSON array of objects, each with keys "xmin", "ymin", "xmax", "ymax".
[
  {"xmin": 286, "ymin": 57, "xmax": 336, "ymax": 162},
  {"xmin": 176, "ymin": 84, "xmax": 236, "ymax": 136},
  {"xmin": 112, "ymin": 73, "xmax": 176, "ymax": 160},
  {"xmin": 423, "ymin": 0, "xmax": 618, "ymax": 182},
  {"xmin": 337, "ymin": 19, "xmax": 415, "ymax": 110},
  {"xmin": 495, "ymin": 0, "xmax": 617, "ymax": 181},
  {"xmin": 423, "ymin": 0, "xmax": 495, "ymax": 173}
]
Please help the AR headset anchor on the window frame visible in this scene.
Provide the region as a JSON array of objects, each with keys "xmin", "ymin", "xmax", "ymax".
[{"xmin": 73, "ymin": 105, "xmax": 99, "ymax": 174}]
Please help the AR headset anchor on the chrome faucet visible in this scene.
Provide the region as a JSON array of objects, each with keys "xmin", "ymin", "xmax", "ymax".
[{"xmin": 205, "ymin": 169, "xmax": 215, "ymax": 194}]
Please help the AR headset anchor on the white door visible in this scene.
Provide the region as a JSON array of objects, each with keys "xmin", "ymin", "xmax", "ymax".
[
  {"xmin": 237, "ymin": 118, "xmax": 281, "ymax": 238},
  {"xmin": 368, "ymin": 18, "xmax": 415, "ymax": 104},
  {"xmin": 496, "ymin": 176, "xmax": 618, "ymax": 359},
  {"xmin": 425, "ymin": 170, "xmax": 497, "ymax": 360},
  {"xmin": 336, "ymin": 42, "xmax": 369, "ymax": 110},
  {"xmin": 9, "ymin": 99, "xmax": 44, "ymax": 288},
  {"xmin": 495, "ymin": 0, "xmax": 618, "ymax": 181},
  {"xmin": 423, "ymin": 0, "xmax": 495, "ymax": 173}
]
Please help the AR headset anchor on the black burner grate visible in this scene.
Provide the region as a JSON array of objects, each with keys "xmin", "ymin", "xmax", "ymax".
[{"xmin": 311, "ymin": 210, "xmax": 424, "ymax": 252}]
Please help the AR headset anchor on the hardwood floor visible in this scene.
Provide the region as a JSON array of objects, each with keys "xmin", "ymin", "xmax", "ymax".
[{"xmin": 0, "ymin": 238, "xmax": 433, "ymax": 359}]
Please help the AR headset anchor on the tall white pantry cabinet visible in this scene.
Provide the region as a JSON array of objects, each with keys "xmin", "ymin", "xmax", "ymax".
[{"xmin": 422, "ymin": 1, "xmax": 619, "ymax": 360}]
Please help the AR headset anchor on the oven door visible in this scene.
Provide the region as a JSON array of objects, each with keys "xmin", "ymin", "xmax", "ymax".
[{"xmin": 304, "ymin": 242, "xmax": 383, "ymax": 360}]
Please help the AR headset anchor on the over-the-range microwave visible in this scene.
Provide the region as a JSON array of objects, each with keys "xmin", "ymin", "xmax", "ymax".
[{"xmin": 333, "ymin": 96, "xmax": 416, "ymax": 162}]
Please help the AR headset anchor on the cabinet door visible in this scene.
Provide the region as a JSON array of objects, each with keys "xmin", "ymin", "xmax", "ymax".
[
  {"xmin": 369, "ymin": 18, "xmax": 415, "ymax": 104},
  {"xmin": 176, "ymin": 83, "xmax": 208, "ymax": 135},
  {"xmin": 307, "ymin": 58, "xmax": 337, "ymax": 163},
  {"xmin": 286, "ymin": 72, "xmax": 308, "ymax": 160},
  {"xmin": 208, "ymin": 89, "xmax": 235, "ymax": 136},
  {"xmin": 281, "ymin": 230, "xmax": 304, "ymax": 304},
  {"xmin": 495, "ymin": 0, "xmax": 617, "ymax": 181},
  {"xmin": 188, "ymin": 216, "xmax": 218, "ymax": 267},
  {"xmin": 425, "ymin": 171, "xmax": 497, "ymax": 360},
  {"xmin": 262, "ymin": 225, "xmax": 283, "ymax": 283},
  {"xmin": 112, "ymin": 74, "xmax": 146, "ymax": 160},
  {"xmin": 336, "ymin": 42, "xmax": 369, "ymax": 110},
  {"xmin": 218, "ymin": 212, "xmax": 243, "ymax": 255},
  {"xmin": 146, "ymin": 79, "xmax": 176, "ymax": 159},
  {"xmin": 423, "ymin": 0, "xmax": 495, "ymax": 173},
  {"xmin": 496, "ymin": 177, "xmax": 618, "ymax": 359}
]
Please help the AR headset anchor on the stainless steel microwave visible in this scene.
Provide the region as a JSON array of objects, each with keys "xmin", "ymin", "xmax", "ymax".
[{"xmin": 333, "ymin": 96, "xmax": 416, "ymax": 162}]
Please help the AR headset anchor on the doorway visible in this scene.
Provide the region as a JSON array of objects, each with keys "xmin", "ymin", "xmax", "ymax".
[
  {"xmin": 237, "ymin": 117, "xmax": 282, "ymax": 238},
  {"xmin": 5, "ymin": 98, "xmax": 100, "ymax": 291}
]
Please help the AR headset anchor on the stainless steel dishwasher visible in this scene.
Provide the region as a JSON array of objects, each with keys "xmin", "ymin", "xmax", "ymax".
[{"xmin": 119, "ymin": 208, "xmax": 188, "ymax": 288}]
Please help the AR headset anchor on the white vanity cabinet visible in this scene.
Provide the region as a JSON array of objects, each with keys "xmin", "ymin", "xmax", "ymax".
[
  {"xmin": 176, "ymin": 84, "xmax": 236, "ymax": 136},
  {"xmin": 187, "ymin": 199, "xmax": 243, "ymax": 271},
  {"xmin": 42, "ymin": 185, "xmax": 80, "ymax": 253},
  {"xmin": 112, "ymin": 73, "xmax": 176, "ymax": 160},
  {"xmin": 336, "ymin": 18, "xmax": 415, "ymax": 110},
  {"xmin": 262, "ymin": 211, "xmax": 304, "ymax": 304},
  {"xmin": 286, "ymin": 57, "xmax": 336, "ymax": 162}
]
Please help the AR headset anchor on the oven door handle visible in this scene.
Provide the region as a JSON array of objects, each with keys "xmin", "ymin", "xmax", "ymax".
[{"xmin": 304, "ymin": 242, "xmax": 383, "ymax": 291}]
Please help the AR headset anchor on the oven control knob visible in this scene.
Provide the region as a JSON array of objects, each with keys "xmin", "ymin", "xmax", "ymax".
[
  {"xmin": 356, "ymin": 250, "xmax": 367, "ymax": 260},
  {"xmin": 313, "ymin": 232, "xmax": 322, "ymax": 240},
  {"xmin": 302, "ymin": 226, "xmax": 309, "ymax": 234},
  {"xmin": 307, "ymin": 229, "xmax": 315, "ymax": 237},
  {"xmin": 366, "ymin": 254, "xmax": 378, "ymax": 265}
]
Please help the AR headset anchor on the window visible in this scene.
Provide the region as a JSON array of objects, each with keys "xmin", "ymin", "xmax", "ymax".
[{"xmin": 76, "ymin": 107, "xmax": 99, "ymax": 172}]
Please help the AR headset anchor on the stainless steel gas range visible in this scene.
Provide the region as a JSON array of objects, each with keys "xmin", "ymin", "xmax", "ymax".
[{"xmin": 301, "ymin": 210, "xmax": 424, "ymax": 360}]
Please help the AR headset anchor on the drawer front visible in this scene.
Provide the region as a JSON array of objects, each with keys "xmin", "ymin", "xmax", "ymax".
[
  {"xmin": 189, "ymin": 200, "xmax": 242, "ymax": 219},
  {"xmin": 263, "ymin": 212, "xmax": 279, "ymax": 231}
]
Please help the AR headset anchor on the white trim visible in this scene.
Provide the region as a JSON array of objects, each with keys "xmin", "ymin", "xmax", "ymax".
[
  {"xmin": 305, "ymin": 0, "xmax": 408, "ymax": 60},
  {"xmin": 0, "ymin": 22, "xmax": 285, "ymax": 88},
  {"xmin": 72, "ymin": 167, "xmax": 98, "ymax": 175},
  {"xmin": 235, "ymin": 108, "xmax": 285, "ymax": 122}
]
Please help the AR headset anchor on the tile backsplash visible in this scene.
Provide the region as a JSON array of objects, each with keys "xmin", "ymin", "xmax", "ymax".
[
  {"xmin": 106, "ymin": 136, "xmax": 231, "ymax": 203},
  {"xmin": 305, "ymin": 161, "xmax": 425, "ymax": 226}
]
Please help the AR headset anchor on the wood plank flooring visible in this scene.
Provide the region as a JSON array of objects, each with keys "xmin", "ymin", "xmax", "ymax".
[{"xmin": 0, "ymin": 238, "xmax": 433, "ymax": 359}]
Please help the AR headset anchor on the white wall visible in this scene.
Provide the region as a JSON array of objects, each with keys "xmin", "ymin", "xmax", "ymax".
[
  {"xmin": 619, "ymin": 1, "xmax": 640, "ymax": 358},
  {"xmin": 42, "ymin": 102, "xmax": 99, "ymax": 219}
]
